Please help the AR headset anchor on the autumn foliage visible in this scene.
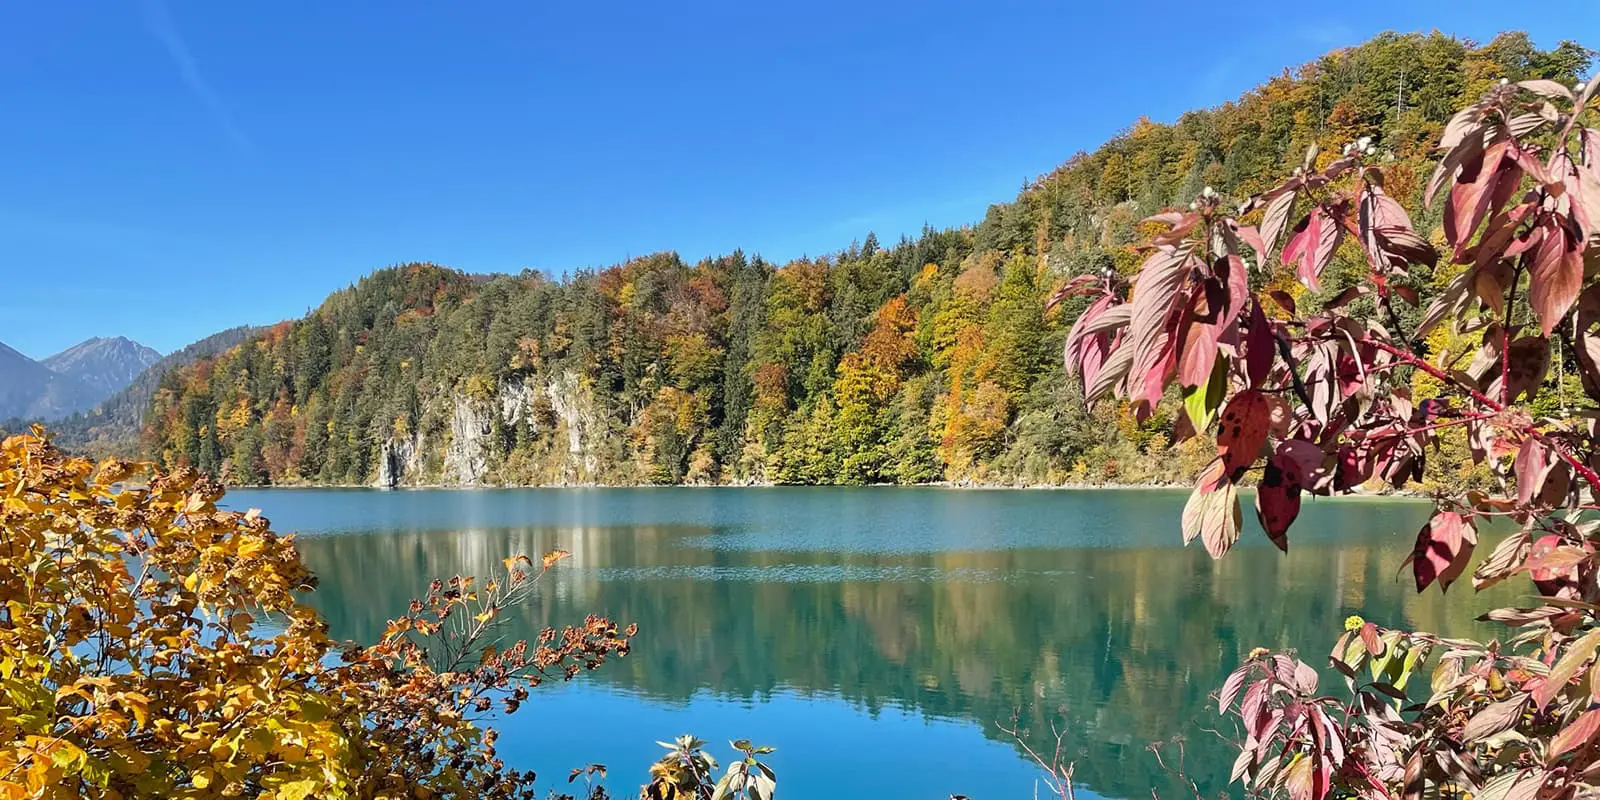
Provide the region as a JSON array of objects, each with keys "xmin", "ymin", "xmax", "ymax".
[
  {"xmin": 0, "ymin": 431, "xmax": 633, "ymax": 799},
  {"xmin": 99, "ymin": 34, "xmax": 1584, "ymax": 492},
  {"xmin": 1063, "ymin": 78, "xmax": 1600, "ymax": 799}
]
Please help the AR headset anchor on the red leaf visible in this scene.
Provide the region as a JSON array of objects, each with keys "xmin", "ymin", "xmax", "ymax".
[
  {"xmin": 1361, "ymin": 185, "xmax": 1437, "ymax": 270},
  {"xmin": 1358, "ymin": 623, "xmax": 1384, "ymax": 657},
  {"xmin": 1244, "ymin": 300, "xmax": 1275, "ymax": 389},
  {"xmin": 1183, "ymin": 460, "xmax": 1242, "ymax": 559},
  {"xmin": 1336, "ymin": 443, "xmax": 1372, "ymax": 490},
  {"xmin": 1240, "ymin": 680, "xmax": 1268, "ymax": 735},
  {"xmin": 1219, "ymin": 664, "xmax": 1251, "ymax": 714},
  {"xmin": 1276, "ymin": 439, "xmax": 1328, "ymax": 483},
  {"xmin": 1078, "ymin": 330, "xmax": 1121, "ymax": 400},
  {"xmin": 1462, "ymin": 694, "xmax": 1529, "ymax": 743},
  {"xmin": 1234, "ymin": 223, "xmax": 1269, "ymax": 270},
  {"xmin": 1528, "ymin": 220, "xmax": 1584, "ymax": 335},
  {"xmin": 1064, "ymin": 296, "xmax": 1125, "ymax": 375},
  {"xmin": 1201, "ymin": 483, "xmax": 1243, "ymax": 559},
  {"xmin": 1518, "ymin": 79, "xmax": 1575, "ymax": 100},
  {"xmin": 1255, "ymin": 460, "xmax": 1299, "ymax": 552},
  {"xmin": 1178, "ymin": 280, "xmax": 1225, "ymax": 388},
  {"xmin": 1148, "ymin": 211, "xmax": 1200, "ymax": 246},
  {"xmin": 1513, "ymin": 437, "xmax": 1543, "ymax": 506},
  {"xmin": 1486, "ymin": 336, "xmax": 1550, "ymax": 404},
  {"xmin": 1217, "ymin": 390, "xmax": 1272, "ymax": 476},
  {"xmin": 1182, "ymin": 458, "xmax": 1228, "ymax": 544},
  {"xmin": 1293, "ymin": 659, "xmax": 1319, "ymax": 695},
  {"xmin": 1576, "ymin": 284, "xmax": 1600, "ymax": 398},
  {"xmin": 1284, "ymin": 745, "xmax": 1330, "ymax": 800},
  {"xmin": 1428, "ymin": 111, "xmax": 1484, "ymax": 204},
  {"xmin": 1268, "ymin": 290, "xmax": 1297, "ymax": 316},
  {"xmin": 1526, "ymin": 536, "xmax": 1590, "ymax": 581},
  {"xmin": 1222, "ymin": 254, "xmax": 1248, "ymax": 327},
  {"xmin": 1409, "ymin": 511, "xmax": 1477, "ymax": 593},
  {"xmin": 1551, "ymin": 708, "xmax": 1600, "ymax": 759},
  {"xmin": 1445, "ymin": 140, "xmax": 1511, "ymax": 253},
  {"xmin": 1514, "ymin": 437, "xmax": 1557, "ymax": 509},
  {"xmin": 1045, "ymin": 274, "xmax": 1099, "ymax": 310},
  {"xmin": 1254, "ymin": 440, "xmax": 1324, "ymax": 550},
  {"xmin": 1260, "ymin": 189, "xmax": 1298, "ymax": 258},
  {"xmin": 1477, "ymin": 770, "xmax": 1545, "ymax": 800},
  {"xmin": 1066, "ymin": 296, "xmax": 1133, "ymax": 406},
  {"xmin": 1534, "ymin": 629, "xmax": 1600, "ymax": 711},
  {"xmin": 1084, "ymin": 346, "xmax": 1133, "ymax": 406},
  {"xmin": 1122, "ymin": 247, "xmax": 1193, "ymax": 416},
  {"xmin": 1282, "ymin": 206, "xmax": 1344, "ymax": 291},
  {"xmin": 1566, "ymin": 135, "xmax": 1600, "ymax": 239}
]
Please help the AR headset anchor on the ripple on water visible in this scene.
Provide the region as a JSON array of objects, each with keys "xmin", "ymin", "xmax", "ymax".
[{"xmin": 590, "ymin": 563, "xmax": 1076, "ymax": 583}]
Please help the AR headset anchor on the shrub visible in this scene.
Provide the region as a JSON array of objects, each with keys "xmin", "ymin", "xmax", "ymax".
[
  {"xmin": 0, "ymin": 430, "xmax": 632, "ymax": 799},
  {"xmin": 1062, "ymin": 79, "xmax": 1600, "ymax": 799}
]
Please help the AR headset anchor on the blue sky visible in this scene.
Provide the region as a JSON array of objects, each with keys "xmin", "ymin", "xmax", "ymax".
[{"xmin": 0, "ymin": 1, "xmax": 1595, "ymax": 358}]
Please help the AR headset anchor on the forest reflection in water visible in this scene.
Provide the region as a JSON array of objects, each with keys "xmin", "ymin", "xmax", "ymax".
[{"xmin": 228, "ymin": 487, "xmax": 1514, "ymax": 800}]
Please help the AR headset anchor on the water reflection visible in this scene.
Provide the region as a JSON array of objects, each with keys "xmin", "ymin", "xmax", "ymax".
[{"xmin": 228, "ymin": 488, "xmax": 1514, "ymax": 800}]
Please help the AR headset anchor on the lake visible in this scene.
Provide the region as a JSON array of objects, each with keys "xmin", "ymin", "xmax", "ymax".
[{"xmin": 224, "ymin": 487, "xmax": 1515, "ymax": 800}]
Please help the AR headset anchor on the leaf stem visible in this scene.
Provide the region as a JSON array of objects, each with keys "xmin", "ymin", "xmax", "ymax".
[{"xmin": 1502, "ymin": 264, "xmax": 1522, "ymax": 407}]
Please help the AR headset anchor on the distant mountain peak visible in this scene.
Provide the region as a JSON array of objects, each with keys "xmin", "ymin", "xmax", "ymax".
[
  {"xmin": 42, "ymin": 337, "xmax": 162, "ymax": 402},
  {"xmin": 0, "ymin": 336, "xmax": 162, "ymax": 422}
]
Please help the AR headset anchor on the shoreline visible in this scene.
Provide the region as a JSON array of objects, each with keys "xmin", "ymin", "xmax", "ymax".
[{"xmin": 223, "ymin": 480, "xmax": 1424, "ymax": 500}]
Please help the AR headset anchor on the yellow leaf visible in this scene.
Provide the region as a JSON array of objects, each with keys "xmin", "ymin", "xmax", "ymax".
[
  {"xmin": 279, "ymin": 778, "xmax": 319, "ymax": 800},
  {"xmin": 119, "ymin": 692, "xmax": 150, "ymax": 728},
  {"xmin": 238, "ymin": 538, "xmax": 264, "ymax": 559}
]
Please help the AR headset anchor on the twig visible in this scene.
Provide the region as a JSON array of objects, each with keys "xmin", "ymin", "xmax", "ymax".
[
  {"xmin": 1000, "ymin": 712, "xmax": 1076, "ymax": 800},
  {"xmin": 1501, "ymin": 264, "xmax": 1522, "ymax": 407},
  {"xmin": 1364, "ymin": 336, "xmax": 1600, "ymax": 494},
  {"xmin": 1274, "ymin": 331, "xmax": 1315, "ymax": 410}
]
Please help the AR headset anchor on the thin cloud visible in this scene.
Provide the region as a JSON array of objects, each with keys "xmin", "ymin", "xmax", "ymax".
[
  {"xmin": 139, "ymin": 0, "xmax": 255, "ymax": 158},
  {"xmin": 1295, "ymin": 21, "xmax": 1356, "ymax": 49}
]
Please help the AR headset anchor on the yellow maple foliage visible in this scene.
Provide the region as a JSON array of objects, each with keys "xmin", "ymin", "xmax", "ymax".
[{"xmin": 0, "ymin": 430, "xmax": 632, "ymax": 799}]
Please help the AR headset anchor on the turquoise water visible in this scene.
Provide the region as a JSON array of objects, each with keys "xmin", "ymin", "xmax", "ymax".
[{"xmin": 224, "ymin": 487, "xmax": 1511, "ymax": 799}]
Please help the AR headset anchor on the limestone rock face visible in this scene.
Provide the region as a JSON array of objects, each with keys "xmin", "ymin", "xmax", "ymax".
[
  {"xmin": 422, "ymin": 370, "xmax": 598, "ymax": 486},
  {"xmin": 545, "ymin": 370, "xmax": 598, "ymax": 478},
  {"xmin": 375, "ymin": 434, "xmax": 423, "ymax": 488},
  {"xmin": 443, "ymin": 394, "xmax": 491, "ymax": 486}
]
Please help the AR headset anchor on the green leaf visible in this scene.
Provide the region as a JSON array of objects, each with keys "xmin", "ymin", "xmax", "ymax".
[
  {"xmin": 1394, "ymin": 639, "xmax": 1430, "ymax": 691},
  {"xmin": 1183, "ymin": 355, "xmax": 1228, "ymax": 431},
  {"xmin": 1369, "ymin": 631, "xmax": 1404, "ymax": 681}
]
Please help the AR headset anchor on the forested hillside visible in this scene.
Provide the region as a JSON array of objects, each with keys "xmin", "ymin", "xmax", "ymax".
[
  {"xmin": 39, "ymin": 326, "xmax": 264, "ymax": 457},
  {"xmin": 140, "ymin": 32, "xmax": 1593, "ymax": 487}
]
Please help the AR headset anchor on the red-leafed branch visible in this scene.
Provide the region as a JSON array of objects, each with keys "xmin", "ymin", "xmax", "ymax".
[
  {"xmin": 1369, "ymin": 413, "xmax": 1498, "ymax": 443},
  {"xmin": 1364, "ymin": 336, "xmax": 1600, "ymax": 496}
]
